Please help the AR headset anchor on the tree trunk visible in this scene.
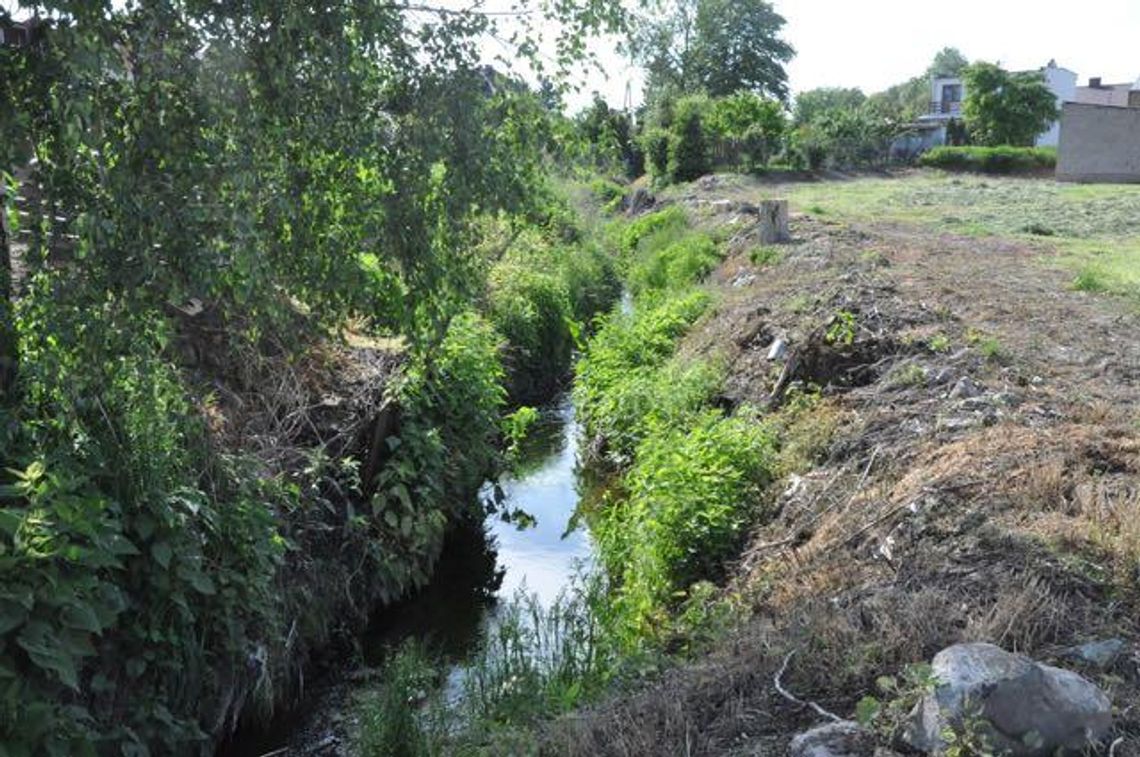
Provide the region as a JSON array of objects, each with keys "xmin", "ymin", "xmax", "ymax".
[{"xmin": 0, "ymin": 179, "xmax": 15, "ymax": 398}]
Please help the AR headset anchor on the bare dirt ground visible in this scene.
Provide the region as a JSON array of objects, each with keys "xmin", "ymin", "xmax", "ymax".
[{"xmin": 545, "ymin": 178, "xmax": 1140, "ymax": 756}]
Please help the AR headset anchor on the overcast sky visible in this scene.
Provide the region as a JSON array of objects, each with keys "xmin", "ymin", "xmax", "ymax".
[{"xmin": 572, "ymin": 0, "xmax": 1140, "ymax": 112}]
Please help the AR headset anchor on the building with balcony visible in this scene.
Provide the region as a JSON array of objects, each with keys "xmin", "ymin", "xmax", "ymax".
[{"xmin": 893, "ymin": 60, "xmax": 1077, "ymax": 159}]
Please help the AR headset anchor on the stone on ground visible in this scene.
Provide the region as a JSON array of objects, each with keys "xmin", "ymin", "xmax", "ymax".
[
  {"xmin": 906, "ymin": 643, "xmax": 1112, "ymax": 756},
  {"xmin": 789, "ymin": 721, "xmax": 876, "ymax": 757}
]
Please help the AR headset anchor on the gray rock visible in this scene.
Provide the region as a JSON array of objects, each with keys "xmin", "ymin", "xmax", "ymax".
[
  {"xmin": 930, "ymin": 367, "xmax": 957, "ymax": 386},
  {"xmin": 1065, "ymin": 638, "xmax": 1126, "ymax": 669},
  {"xmin": 992, "ymin": 391, "xmax": 1023, "ymax": 408},
  {"xmin": 789, "ymin": 721, "xmax": 876, "ymax": 757},
  {"xmin": 949, "ymin": 377, "xmax": 983, "ymax": 400},
  {"xmin": 623, "ymin": 187, "xmax": 655, "ymax": 216},
  {"xmin": 907, "ymin": 643, "xmax": 1112, "ymax": 756},
  {"xmin": 768, "ymin": 338, "xmax": 789, "ymax": 361}
]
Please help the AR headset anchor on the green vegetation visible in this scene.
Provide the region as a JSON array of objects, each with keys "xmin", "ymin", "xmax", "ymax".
[
  {"xmin": 576, "ymin": 296, "xmax": 718, "ymax": 459},
  {"xmin": 356, "ymin": 583, "xmax": 617, "ymax": 756},
  {"xmin": 485, "ymin": 216, "xmax": 620, "ymax": 403},
  {"xmin": 0, "ymin": 1, "xmax": 632, "ymax": 751},
  {"xmin": 577, "ymin": 205, "xmax": 782, "ymax": 647},
  {"xmin": 929, "ymin": 334, "xmax": 952, "ymax": 353},
  {"xmin": 750, "ymin": 246, "xmax": 783, "ymax": 267},
  {"xmin": 598, "ymin": 410, "xmax": 775, "ymax": 640},
  {"xmin": 633, "ymin": 0, "xmax": 794, "ymax": 104},
  {"xmin": 668, "ymin": 96, "xmax": 713, "ymax": 182},
  {"xmin": 919, "ymin": 146, "xmax": 1056, "ymax": 174},
  {"xmin": 962, "ymin": 62, "xmax": 1059, "ymax": 147}
]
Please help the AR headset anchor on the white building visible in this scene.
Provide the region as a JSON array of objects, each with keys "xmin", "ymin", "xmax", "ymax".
[{"xmin": 894, "ymin": 60, "xmax": 1077, "ymax": 157}]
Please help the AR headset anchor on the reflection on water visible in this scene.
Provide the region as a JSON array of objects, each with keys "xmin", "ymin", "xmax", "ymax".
[
  {"xmin": 364, "ymin": 391, "xmax": 592, "ymax": 660},
  {"xmin": 484, "ymin": 394, "xmax": 592, "ymax": 607}
]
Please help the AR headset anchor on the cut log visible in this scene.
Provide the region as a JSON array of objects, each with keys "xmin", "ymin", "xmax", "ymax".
[{"xmin": 758, "ymin": 199, "xmax": 790, "ymax": 244}]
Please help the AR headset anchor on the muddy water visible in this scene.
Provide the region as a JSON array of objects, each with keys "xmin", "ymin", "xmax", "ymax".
[{"xmin": 224, "ymin": 393, "xmax": 594, "ymax": 755}]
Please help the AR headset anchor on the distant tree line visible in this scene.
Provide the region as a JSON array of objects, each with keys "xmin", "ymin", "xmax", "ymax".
[{"xmin": 573, "ymin": 33, "xmax": 1058, "ymax": 182}]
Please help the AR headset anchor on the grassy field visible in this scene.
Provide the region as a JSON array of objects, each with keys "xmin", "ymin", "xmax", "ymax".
[{"xmin": 773, "ymin": 172, "xmax": 1140, "ymax": 300}]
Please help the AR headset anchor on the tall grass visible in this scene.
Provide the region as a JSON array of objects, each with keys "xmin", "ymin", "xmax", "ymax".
[{"xmin": 354, "ymin": 579, "xmax": 620, "ymax": 756}]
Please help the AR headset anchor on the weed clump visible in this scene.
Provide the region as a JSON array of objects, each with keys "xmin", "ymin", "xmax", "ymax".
[{"xmin": 598, "ymin": 409, "xmax": 777, "ymax": 639}]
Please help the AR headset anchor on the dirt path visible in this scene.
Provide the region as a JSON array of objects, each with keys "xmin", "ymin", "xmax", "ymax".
[{"xmin": 545, "ymin": 197, "xmax": 1140, "ymax": 756}]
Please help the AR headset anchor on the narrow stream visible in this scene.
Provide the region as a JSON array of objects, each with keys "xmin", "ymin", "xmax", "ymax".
[
  {"xmin": 225, "ymin": 392, "xmax": 594, "ymax": 754},
  {"xmin": 364, "ymin": 391, "xmax": 593, "ymax": 656}
]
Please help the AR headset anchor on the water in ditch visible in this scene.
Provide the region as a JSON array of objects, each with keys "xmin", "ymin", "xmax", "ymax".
[{"xmin": 224, "ymin": 391, "xmax": 595, "ymax": 754}]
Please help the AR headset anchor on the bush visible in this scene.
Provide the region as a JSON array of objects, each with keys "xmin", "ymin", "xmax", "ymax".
[
  {"xmin": 483, "ymin": 215, "xmax": 620, "ymax": 403},
  {"xmin": 574, "ymin": 291, "xmax": 713, "ymax": 457},
  {"xmin": 640, "ymin": 127, "xmax": 672, "ymax": 181},
  {"xmin": 608, "ymin": 205, "xmax": 689, "ymax": 260},
  {"xmin": 628, "ymin": 233, "xmax": 721, "ymax": 295},
  {"xmin": 587, "ymin": 178, "xmax": 626, "ymax": 212},
  {"xmin": 919, "ymin": 145, "xmax": 1056, "ymax": 174},
  {"xmin": 488, "ymin": 266, "xmax": 575, "ymax": 402},
  {"xmin": 668, "ymin": 97, "xmax": 711, "ymax": 183}
]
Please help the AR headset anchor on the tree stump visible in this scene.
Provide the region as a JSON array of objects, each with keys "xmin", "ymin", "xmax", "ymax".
[{"xmin": 757, "ymin": 199, "xmax": 790, "ymax": 244}]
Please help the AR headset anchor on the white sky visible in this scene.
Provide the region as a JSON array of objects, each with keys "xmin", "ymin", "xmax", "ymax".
[
  {"xmin": 571, "ymin": 0, "xmax": 1140, "ymax": 112},
  {"xmin": 7, "ymin": 0, "xmax": 1136, "ymax": 113}
]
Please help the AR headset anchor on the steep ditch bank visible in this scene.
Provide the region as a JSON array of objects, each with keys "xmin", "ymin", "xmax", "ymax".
[{"xmin": 541, "ymin": 175, "xmax": 1140, "ymax": 756}]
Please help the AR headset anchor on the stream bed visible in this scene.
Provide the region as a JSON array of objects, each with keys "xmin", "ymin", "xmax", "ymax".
[{"xmin": 226, "ymin": 392, "xmax": 595, "ymax": 755}]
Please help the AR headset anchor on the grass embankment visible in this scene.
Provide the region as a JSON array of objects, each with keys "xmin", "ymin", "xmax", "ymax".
[
  {"xmin": 782, "ymin": 173, "xmax": 1140, "ymax": 301},
  {"xmin": 577, "ymin": 206, "xmax": 777, "ymax": 646}
]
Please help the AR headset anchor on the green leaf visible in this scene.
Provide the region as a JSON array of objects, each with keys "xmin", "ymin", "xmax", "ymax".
[
  {"xmin": 855, "ymin": 696, "xmax": 881, "ymax": 726},
  {"xmin": 187, "ymin": 572, "xmax": 216, "ymax": 596},
  {"xmin": 17, "ymin": 622, "xmax": 78, "ymax": 690},
  {"xmin": 151, "ymin": 542, "xmax": 172, "ymax": 569},
  {"xmin": 0, "ymin": 510, "xmax": 22, "ymax": 538},
  {"xmin": 61, "ymin": 603, "xmax": 103, "ymax": 635},
  {"xmin": 0, "ymin": 600, "xmax": 28, "ymax": 635}
]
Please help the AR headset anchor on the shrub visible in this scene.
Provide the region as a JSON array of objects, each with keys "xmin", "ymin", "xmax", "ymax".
[
  {"xmin": 609, "ymin": 205, "xmax": 689, "ymax": 259},
  {"xmin": 587, "ymin": 178, "xmax": 626, "ymax": 212},
  {"xmin": 628, "ymin": 233, "xmax": 721, "ymax": 295},
  {"xmin": 919, "ymin": 145, "xmax": 1056, "ymax": 174},
  {"xmin": 488, "ymin": 266, "xmax": 575, "ymax": 402},
  {"xmin": 668, "ymin": 96, "xmax": 711, "ymax": 183},
  {"xmin": 574, "ymin": 291, "xmax": 713, "ymax": 457},
  {"xmin": 640, "ymin": 127, "xmax": 672, "ymax": 181}
]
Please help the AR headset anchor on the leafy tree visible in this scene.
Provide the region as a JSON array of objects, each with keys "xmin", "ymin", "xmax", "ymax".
[
  {"xmin": 691, "ymin": 0, "xmax": 795, "ymax": 100},
  {"xmin": 962, "ymin": 62, "xmax": 1059, "ymax": 146},
  {"xmin": 0, "ymin": 0, "xmax": 627, "ymax": 752},
  {"xmin": 928, "ymin": 47, "xmax": 970, "ymax": 78},
  {"xmin": 578, "ymin": 93, "xmax": 643, "ymax": 177},
  {"xmin": 794, "ymin": 106, "xmax": 895, "ymax": 169},
  {"xmin": 641, "ymin": 127, "xmax": 672, "ymax": 179},
  {"xmin": 707, "ymin": 92, "xmax": 786, "ymax": 168},
  {"xmin": 794, "ymin": 87, "xmax": 866, "ymax": 125},
  {"xmin": 634, "ymin": 0, "xmax": 794, "ymax": 107}
]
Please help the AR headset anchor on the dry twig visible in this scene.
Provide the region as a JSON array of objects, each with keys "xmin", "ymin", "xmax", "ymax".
[{"xmin": 773, "ymin": 650, "xmax": 844, "ymax": 724}]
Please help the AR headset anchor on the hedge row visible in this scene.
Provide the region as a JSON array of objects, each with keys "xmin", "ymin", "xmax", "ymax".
[{"xmin": 919, "ymin": 145, "xmax": 1057, "ymax": 174}]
